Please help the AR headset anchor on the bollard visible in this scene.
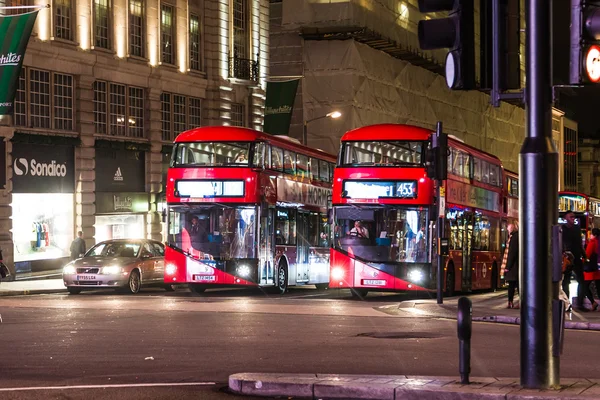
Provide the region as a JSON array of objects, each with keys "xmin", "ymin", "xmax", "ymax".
[{"xmin": 457, "ymin": 296, "xmax": 472, "ymax": 384}]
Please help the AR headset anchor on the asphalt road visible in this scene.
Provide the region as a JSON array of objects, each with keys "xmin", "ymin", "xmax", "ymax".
[{"xmin": 1, "ymin": 287, "xmax": 599, "ymax": 399}]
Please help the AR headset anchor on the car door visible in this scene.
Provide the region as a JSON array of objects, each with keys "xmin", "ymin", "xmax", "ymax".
[
  {"xmin": 151, "ymin": 242, "xmax": 166, "ymax": 282},
  {"xmin": 140, "ymin": 242, "xmax": 158, "ymax": 283}
]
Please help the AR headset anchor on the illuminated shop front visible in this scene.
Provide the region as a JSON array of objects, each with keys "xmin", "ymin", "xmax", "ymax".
[
  {"xmin": 11, "ymin": 142, "xmax": 75, "ymax": 273},
  {"xmin": 94, "ymin": 146, "xmax": 148, "ymax": 242}
]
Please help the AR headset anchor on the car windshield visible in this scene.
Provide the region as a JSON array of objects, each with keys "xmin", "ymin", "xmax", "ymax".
[{"xmin": 86, "ymin": 242, "xmax": 141, "ymax": 258}]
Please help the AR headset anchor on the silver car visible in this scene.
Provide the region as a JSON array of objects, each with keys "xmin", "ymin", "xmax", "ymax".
[{"xmin": 62, "ymin": 239, "xmax": 169, "ymax": 295}]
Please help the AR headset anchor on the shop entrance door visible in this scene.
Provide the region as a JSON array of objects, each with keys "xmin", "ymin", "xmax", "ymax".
[
  {"xmin": 258, "ymin": 206, "xmax": 274, "ymax": 285},
  {"xmin": 296, "ymin": 211, "xmax": 310, "ymax": 283}
]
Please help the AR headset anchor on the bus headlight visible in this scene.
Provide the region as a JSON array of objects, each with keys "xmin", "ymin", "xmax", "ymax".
[
  {"xmin": 237, "ymin": 265, "xmax": 251, "ymax": 277},
  {"xmin": 331, "ymin": 267, "xmax": 345, "ymax": 280},
  {"xmin": 165, "ymin": 264, "xmax": 177, "ymax": 275},
  {"xmin": 407, "ymin": 269, "xmax": 424, "ymax": 283}
]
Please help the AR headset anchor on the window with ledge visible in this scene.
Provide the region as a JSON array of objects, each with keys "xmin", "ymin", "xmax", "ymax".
[
  {"xmin": 160, "ymin": 4, "xmax": 174, "ymax": 64},
  {"xmin": 129, "ymin": 0, "xmax": 144, "ymax": 57},
  {"xmin": 230, "ymin": 103, "xmax": 245, "ymax": 127},
  {"xmin": 161, "ymin": 93, "xmax": 203, "ymax": 141},
  {"xmin": 13, "ymin": 68, "xmax": 74, "ymax": 131},
  {"xmin": 54, "ymin": 0, "xmax": 72, "ymax": 40},
  {"xmin": 94, "ymin": 0, "xmax": 110, "ymax": 49},
  {"xmin": 93, "ymin": 80, "xmax": 146, "ymax": 138},
  {"xmin": 2, "ymin": 0, "xmax": 30, "ymax": 15},
  {"xmin": 189, "ymin": 13, "xmax": 202, "ymax": 71},
  {"xmin": 229, "ymin": 0, "xmax": 257, "ymax": 81}
]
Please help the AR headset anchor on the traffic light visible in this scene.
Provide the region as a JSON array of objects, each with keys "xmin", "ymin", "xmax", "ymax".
[
  {"xmin": 428, "ymin": 122, "xmax": 448, "ymax": 181},
  {"xmin": 417, "ymin": 0, "xmax": 475, "ymax": 90},
  {"xmin": 570, "ymin": 0, "xmax": 600, "ymax": 84}
]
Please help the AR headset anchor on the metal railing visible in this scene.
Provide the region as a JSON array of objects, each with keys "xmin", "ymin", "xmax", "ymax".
[{"xmin": 228, "ymin": 56, "xmax": 259, "ymax": 82}]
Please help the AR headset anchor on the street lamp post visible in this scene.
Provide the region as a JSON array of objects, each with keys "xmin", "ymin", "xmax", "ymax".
[{"xmin": 302, "ymin": 111, "xmax": 342, "ymax": 145}]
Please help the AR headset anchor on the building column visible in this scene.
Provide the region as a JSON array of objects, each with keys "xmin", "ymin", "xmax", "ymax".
[
  {"xmin": 0, "ymin": 126, "xmax": 14, "ymax": 276},
  {"xmin": 77, "ymin": 75, "xmax": 96, "ymax": 245},
  {"xmin": 147, "ymin": 85, "xmax": 163, "ymax": 241}
]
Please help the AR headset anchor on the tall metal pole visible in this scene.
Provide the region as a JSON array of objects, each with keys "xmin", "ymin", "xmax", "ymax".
[{"xmin": 520, "ymin": 0, "xmax": 559, "ymax": 389}]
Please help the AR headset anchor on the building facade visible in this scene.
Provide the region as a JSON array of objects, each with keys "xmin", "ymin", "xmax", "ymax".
[
  {"xmin": 0, "ymin": 0, "xmax": 269, "ymax": 277},
  {"xmin": 578, "ymin": 138, "xmax": 598, "ymax": 197}
]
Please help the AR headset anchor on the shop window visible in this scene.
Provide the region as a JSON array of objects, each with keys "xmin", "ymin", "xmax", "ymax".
[
  {"xmin": 319, "ymin": 212, "xmax": 330, "ymax": 247},
  {"xmin": 95, "ymin": 214, "xmax": 145, "ymax": 242},
  {"xmin": 12, "ymin": 193, "xmax": 74, "ymax": 262}
]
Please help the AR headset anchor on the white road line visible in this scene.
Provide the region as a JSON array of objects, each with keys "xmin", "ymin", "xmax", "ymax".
[{"xmin": 0, "ymin": 382, "xmax": 216, "ymax": 392}]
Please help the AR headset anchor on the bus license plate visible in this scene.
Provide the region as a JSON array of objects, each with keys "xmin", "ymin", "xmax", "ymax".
[
  {"xmin": 363, "ymin": 279, "xmax": 386, "ymax": 286},
  {"xmin": 77, "ymin": 275, "xmax": 96, "ymax": 280},
  {"xmin": 193, "ymin": 275, "xmax": 216, "ymax": 281}
]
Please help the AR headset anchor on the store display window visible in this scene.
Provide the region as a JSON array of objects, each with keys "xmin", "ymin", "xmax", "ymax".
[
  {"xmin": 95, "ymin": 214, "xmax": 145, "ymax": 242},
  {"xmin": 11, "ymin": 193, "xmax": 74, "ymax": 262}
]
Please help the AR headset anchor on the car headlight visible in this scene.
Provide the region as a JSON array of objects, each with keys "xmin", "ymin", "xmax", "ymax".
[
  {"xmin": 331, "ymin": 267, "xmax": 345, "ymax": 280},
  {"xmin": 407, "ymin": 269, "xmax": 424, "ymax": 283},
  {"xmin": 237, "ymin": 264, "xmax": 251, "ymax": 277},
  {"xmin": 165, "ymin": 263, "xmax": 177, "ymax": 275},
  {"xmin": 63, "ymin": 265, "xmax": 76, "ymax": 274},
  {"xmin": 101, "ymin": 265, "xmax": 122, "ymax": 275}
]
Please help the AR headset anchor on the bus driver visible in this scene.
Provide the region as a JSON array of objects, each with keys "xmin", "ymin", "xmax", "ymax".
[{"xmin": 348, "ymin": 221, "xmax": 369, "ymax": 238}]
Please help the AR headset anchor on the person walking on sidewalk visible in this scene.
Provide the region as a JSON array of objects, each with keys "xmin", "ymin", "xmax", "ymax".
[
  {"xmin": 583, "ymin": 227, "xmax": 600, "ymax": 311},
  {"xmin": 502, "ymin": 223, "xmax": 519, "ymax": 309},
  {"xmin": 70, "ymin": 231, "xmax": 86, "ymax": 260},
  {"xmin": 563, "ymin": 210, "xmax": 586, "ymax": 310}
]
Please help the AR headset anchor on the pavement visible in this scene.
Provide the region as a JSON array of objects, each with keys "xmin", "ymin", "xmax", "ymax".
[{"xmin": 4, "ymin": 277, "xmax": 600, "ymax": 399}]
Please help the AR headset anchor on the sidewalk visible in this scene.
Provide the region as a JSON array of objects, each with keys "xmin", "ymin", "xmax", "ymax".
[
  {"xmin": 229, "ymin": 373, "xmax": 600, "ymax": 399},
  {"xmin": 0, "ymin": 278, "xmax": 65, "ymax": 296}
]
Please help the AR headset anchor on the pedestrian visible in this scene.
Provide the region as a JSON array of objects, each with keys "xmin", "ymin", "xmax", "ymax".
[
  {"xmin": 70, "ymin": 231, "xmax": 86, "ymax": 260},
  {"xmin": 501, "ymin": 222, "xmax": 519, "ymax": 309},
  {"xmin": 562, "ymin": 210, "xmax": 586, "ymax": 310},
  {"xmin": 582, "ymin": 227, "xmax": 600, "ymax": 311}
]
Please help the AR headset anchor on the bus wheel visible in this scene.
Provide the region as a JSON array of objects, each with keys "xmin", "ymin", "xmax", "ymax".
[
  {"xmin": 315, "ymin": 283, "xmax": 329, "ymax": 291},
  {"xmin": 445, "ymin": 267, "xmax": 455, "ymax": 297},
  {"xmin": 189, "ymin": 284, "xmax": 206, "ymax": 294},
  {"xmin": 491, "ymin": 263, "xmax": 499, "ymax": 292},
  {"xmin": 350, "ymin": 288, "xmax": 368, "ymax": 299},
  {"xmin": 276, "ymin": 263, "xmax": 288, "ymax": 294}
]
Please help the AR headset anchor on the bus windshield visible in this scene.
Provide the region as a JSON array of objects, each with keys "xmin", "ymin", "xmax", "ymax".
[
  {"xmin": 333, "ymin": 206, "xmax": 430, "ymax": 263},
  {"xmin": 340, "ymin": 141, "xmax": 425, "ymax": 167},
  {"xmin": 167, "ymin": 205, "xmax": 256, "ymax": 260},
  {"xmin": 171, "ymin": 142, "xmax": 252, "ymax": 167}
]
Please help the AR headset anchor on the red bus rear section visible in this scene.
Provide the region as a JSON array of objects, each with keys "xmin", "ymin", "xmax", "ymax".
[
  {"xmin": 163, "ymin": 126, "xmax": 336, "ymax": 294},
  {"xmin": 330, "ymin": 124, "xmax": 504, "ymax": 297}
]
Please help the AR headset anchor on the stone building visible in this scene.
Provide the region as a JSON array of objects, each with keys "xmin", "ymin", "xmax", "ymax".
[
  {"xmin": 270, "ymin": 0, "xmax": 534, "ymax": 173},
  {"xmin": 0, "ymin": 0, "xmax": 269, "ymax": 277},
  {"xmin": 578, "ymin": 138, "xmax": 600, "ymax": 198}
]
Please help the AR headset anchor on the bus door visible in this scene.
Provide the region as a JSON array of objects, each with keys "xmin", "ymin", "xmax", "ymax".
[
  {"xmin": 258, "ymin": 204, "xmax": 275, "ymax": 285},
  {"xmin": 461, "ymin": 212, "xmax": 474, "ymax": 291},
  {"xmin": 296, "ymin": 211, "xmax": 310, "ymax": 282}
]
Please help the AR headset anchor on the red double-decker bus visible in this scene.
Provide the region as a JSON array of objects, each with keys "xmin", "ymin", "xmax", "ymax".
[
  {"xmin": 558, "ymin": 191, "xmax": 600, "ymax": 246},
  {"xmin": 164, "ymin": 126, "xmax": 336, "ymax": 294},
  {"xmin": 329, "ymin": 124, "xmax": 504, "ymax": 297}
]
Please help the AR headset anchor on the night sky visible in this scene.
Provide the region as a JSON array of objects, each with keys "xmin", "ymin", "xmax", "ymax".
[{"xmin": 559, "ymin": 86, "xmax": 600, "ymax": 136}]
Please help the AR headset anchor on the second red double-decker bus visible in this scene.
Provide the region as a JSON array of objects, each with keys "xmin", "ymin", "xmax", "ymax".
[
  {"xmin": 164, "ymin": 126, "xmax": 336, "ymax": 294},
  {"xmin": 329, "ymin": 124, "xmax": 504, "ymax": 297},
  {"xmin": 558, "ymin": 191, "xmax": 600, "ymax": 246}
]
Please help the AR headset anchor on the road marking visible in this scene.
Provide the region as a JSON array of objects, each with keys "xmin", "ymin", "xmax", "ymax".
[{"xmin": 0, "ymin": 382, "xmax": 216, "ymax": 392}]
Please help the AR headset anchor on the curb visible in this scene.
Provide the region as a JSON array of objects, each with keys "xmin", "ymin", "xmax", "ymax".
[
  {"xmin": 0, "ymin": 288, "xmax": 66, "ymax": 297},
  {"xmin": 473, "ymin": 315, "xmax": 600, "ymax": 331}
]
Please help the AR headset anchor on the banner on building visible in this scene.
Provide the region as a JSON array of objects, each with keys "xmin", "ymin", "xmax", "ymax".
[
  {"xmin": 263, "ymin": 79, "xmax": 300, "ymax": 135},
  {"xmin": 0, "ymin": 10, "xmax": 40, "ymax": 115}
]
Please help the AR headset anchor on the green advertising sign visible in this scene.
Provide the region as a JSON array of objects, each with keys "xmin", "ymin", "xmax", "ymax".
[
  {"xmin": 0, "ymin": 10, "xmax": 39, "ymax": 116},
  {"xmin": 263, "ymin": 79, "xmax": 300, "ymax": 136}
]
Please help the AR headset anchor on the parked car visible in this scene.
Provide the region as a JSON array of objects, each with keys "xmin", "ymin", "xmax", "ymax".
[{"xmin": 62, "ymin": 239, "xmax": 171, "ymax": 294}]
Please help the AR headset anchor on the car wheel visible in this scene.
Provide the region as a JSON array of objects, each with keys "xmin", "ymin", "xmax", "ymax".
[
  {"xmin": 127, "ymin": 270, "xmax": 141, "ymax": 294},
  {"xmin": 67, "ymin": 287, "xmax": 81, "ymax": 295}
]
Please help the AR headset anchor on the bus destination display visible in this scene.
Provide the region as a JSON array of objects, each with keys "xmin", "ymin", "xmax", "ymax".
[
  {"xmin": 342, "ymin": 180, "xmax": 417, "ymax": 199},
  {"xmin": 176, "ymin": 180, "xmax": 245, "ymax": 198}
]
